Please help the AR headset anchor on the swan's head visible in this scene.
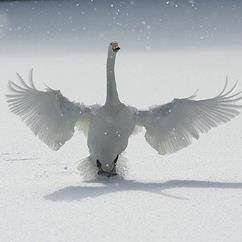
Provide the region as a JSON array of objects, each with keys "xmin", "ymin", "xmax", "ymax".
[{"xmin": 109, "ymin": 41, "xmax": 120, "ymax": 53}]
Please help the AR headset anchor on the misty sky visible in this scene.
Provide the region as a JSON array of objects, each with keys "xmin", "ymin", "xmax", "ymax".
[{"xmin": 0, "ymin": 0, "xmax": 242, "ymax": 54}]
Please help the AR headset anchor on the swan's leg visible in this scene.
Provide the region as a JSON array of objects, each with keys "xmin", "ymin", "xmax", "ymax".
[
  {"xmin": 97, "ymin": 155, "xmax": 119, "ymax": 177},
  {"xmin": 111, "ymin": 154, "xmax": 119, "ymax": 175}
]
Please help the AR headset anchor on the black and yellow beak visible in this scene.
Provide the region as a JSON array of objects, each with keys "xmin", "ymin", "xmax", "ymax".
[{"xmin": 111, "ymin": 41, "xmax": 120, "ymax": 52}]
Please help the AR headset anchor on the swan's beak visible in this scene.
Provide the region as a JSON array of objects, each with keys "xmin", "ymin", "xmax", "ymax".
[{"xmin": 111, "ymin": 41, "xmax": 120, "ymax": 52}]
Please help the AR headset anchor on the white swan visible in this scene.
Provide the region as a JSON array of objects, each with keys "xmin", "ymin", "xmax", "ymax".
[{"xmin": 6, "ymin": 41, "xmax": 242, "ymax": 178}]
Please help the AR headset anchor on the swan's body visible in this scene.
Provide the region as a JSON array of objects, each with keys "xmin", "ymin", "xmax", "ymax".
[
  {"xmin": 88, "ymin": 104, "xmax": 136, "ymax": 174},
  {"xmin": 6, "ymin": 41, "xmax": 242, "ymax": 178}
]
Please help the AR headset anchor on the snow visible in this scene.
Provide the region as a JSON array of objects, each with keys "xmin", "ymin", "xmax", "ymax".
[{"xmin": 1, "ymin": 49, "xmax": 242, "ymax": 242}]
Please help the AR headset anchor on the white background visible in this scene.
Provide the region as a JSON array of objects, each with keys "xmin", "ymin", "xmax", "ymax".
[{"xmin": 0, "ymin": 49, "xmax": 242, "ymax": 242}]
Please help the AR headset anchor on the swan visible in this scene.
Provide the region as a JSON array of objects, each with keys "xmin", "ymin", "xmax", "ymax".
[{"xmin": 6, "ymin": 41, "xmax": 242, "ymax": 178}]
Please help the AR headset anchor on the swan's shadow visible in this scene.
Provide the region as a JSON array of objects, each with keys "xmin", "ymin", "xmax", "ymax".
[{"xmin": 44, "ymin": 179, "xmax": 242, "ymax": 202}]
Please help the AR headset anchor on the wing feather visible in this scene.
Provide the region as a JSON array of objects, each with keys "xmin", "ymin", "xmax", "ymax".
[
  {"xmin": 136, "ymin": 80, "xmax": 242, "ymax": 155},
  {"xmin": 6, "ymin": 70, "xmax": 94, "ymax": 150}
]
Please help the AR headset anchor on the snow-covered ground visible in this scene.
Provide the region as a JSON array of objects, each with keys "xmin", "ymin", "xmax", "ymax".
[{"xmin": 1, "ymin": 49, "xmax": 242, "ymax": 242}]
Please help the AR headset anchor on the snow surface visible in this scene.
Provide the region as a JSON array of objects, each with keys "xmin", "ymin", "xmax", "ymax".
[{"xmin": 1, "ymin": 49, "xmax": 242, "ymax": 242}]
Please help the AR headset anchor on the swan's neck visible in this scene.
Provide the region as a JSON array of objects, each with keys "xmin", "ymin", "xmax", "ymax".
[{"xmin": 105, "ymin": 49, "xmax": 120, "ymax": 106}]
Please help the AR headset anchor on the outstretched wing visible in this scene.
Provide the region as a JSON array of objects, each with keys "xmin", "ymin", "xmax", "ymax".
[
  {"xmin": 136, "ymin": 80, "xmax": 242, "ymax": 155},
  {"xmin": 6, "ymin": 69, "xmax": 94, "ymax": 150}
]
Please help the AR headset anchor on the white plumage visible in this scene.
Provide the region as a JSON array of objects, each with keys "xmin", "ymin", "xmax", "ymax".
[
  {"xmin": 7, "ymin": 69, "xmax": 95, "ymax": 151},
  {"xmin": 136, "ymin": 79, "xmax": 242, "ymax": 155},
  {"xmin": 6, "ymin": 41, "xmax": 242, "ymax": 178}
]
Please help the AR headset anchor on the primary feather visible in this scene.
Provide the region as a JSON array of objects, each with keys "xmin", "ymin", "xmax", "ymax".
[
  {"xmin": 6, "ymin": 69, "xmax": 92, "ymax": 150},
  {"xmin": 136, "ymin": 79, "xmax": 242, "ymax": 155}
]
